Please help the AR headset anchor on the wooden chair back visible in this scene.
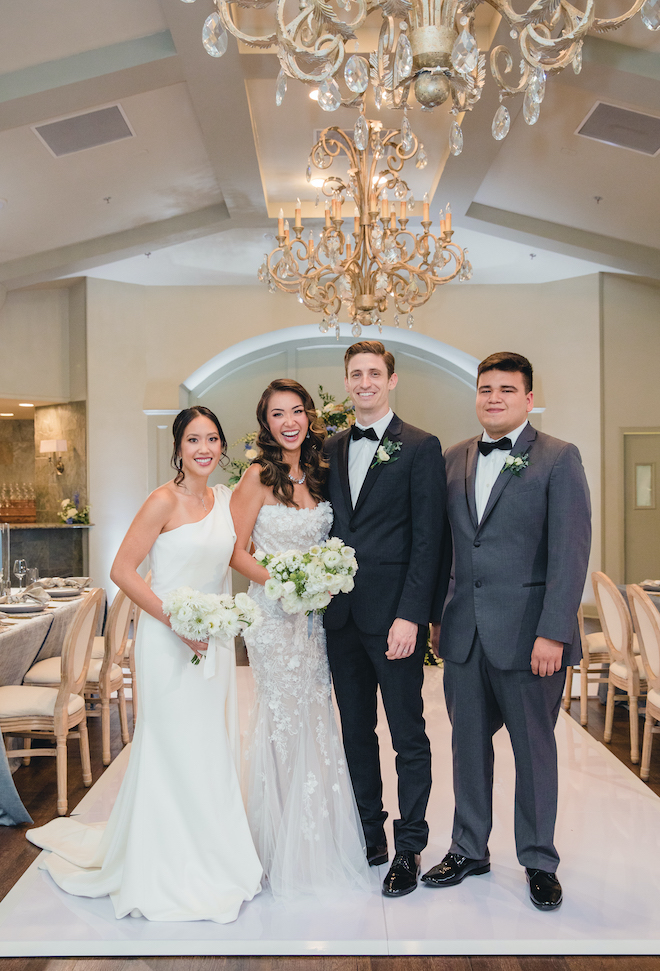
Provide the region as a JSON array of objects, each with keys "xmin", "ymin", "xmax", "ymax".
[
  {"xmin": 102, "ymin": 588, "xmax": 133, "ymax": 674},
  {"xmin": 577, "ymin": 604, "xmax": 589, "ymax": 660},
  {"xmin": 592, "ymin": 572, "xmax": 635, "ymax": 668},
  {"xmin": 58, "ymin": 588, "xmax": 103, "ymax": 711},
  {"xmin": 627, "ymin": 585, "xmax": 660, "ymax": 693}
]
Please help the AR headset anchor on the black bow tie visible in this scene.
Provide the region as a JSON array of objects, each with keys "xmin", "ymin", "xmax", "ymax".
[
  {"xmin": 478, "ymin": 437, "xmax": 512, "ymax": 456},
  {"xmin": 351, "ymin": 425, "xmax": 379, "ymax": 442}
]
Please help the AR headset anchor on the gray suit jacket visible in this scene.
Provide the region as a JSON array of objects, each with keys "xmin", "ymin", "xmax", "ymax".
[{"xmin": 438, "ymin": 423, "xmax": 591, "ymax": 670}]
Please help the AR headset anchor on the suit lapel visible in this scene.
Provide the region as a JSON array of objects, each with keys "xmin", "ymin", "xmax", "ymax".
[
  {"xmin": 351, "ymin": 414, "xmax": 402, "ymax": 520},
  {"xmin": 465, "ymin": 439, "xmax": 479, "ymax": 530},
  {"xmin": 477, "ymin": 422, "xmax": 537, "ymax": 532},
  {"xmin": 336, "ymin": 429, "xmax": 352, "ymax": 513}
]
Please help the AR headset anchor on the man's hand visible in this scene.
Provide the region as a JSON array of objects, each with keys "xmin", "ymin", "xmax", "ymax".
[
  {"xmin": 531, "ymin": 636, "xmax": 563, "ymax": 676},
  {"xmin": 386, "ymin": 618, "xmax": 419, "ymax": 660},
  {"xmin": 430, "ymin": 623, "xmax": 441, "ymax": 658}
]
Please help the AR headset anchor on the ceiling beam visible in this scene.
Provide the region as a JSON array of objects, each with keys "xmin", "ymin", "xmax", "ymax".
[
  {"xmin": 0, "ymin": 203, "xmax": 270, "ymax": 290},
  {"xmin": 464, "ymin": 203, "xmax": 660, "ymax": 278},
  {"xmin": 157, "ymin": 0, "xmax": 268, "ymax": 219},
  {"xmin": 0, "ymin": 56, "xmax": 185, "ymax": 134}
]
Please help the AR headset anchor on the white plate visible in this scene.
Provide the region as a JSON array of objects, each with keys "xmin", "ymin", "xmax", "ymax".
[
  {"xmin": 47, "ymin": 587, "xmax": 85, "ymax": 598},
  {"xmin": 0, "ymin": 602, "xmax": 46, "ymax": 614}
]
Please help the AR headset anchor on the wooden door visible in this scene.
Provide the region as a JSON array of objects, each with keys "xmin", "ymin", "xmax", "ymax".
[{"xmin": 624, "ymin": 432, "xmax": 660, "ymax": 583}]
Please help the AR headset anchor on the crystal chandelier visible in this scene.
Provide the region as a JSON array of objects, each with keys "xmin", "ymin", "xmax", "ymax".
[
  {"xmin": 256, "ymin": 116, "xmax": 469, "ymax": 338},
  {"xmin": 186, "ymin": 0, "xmax": 659, "ymax": 155}
]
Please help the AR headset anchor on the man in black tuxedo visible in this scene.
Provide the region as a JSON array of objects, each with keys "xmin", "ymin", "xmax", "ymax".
[
  {"xmin": 422, "ymin": 352, "xmax": 591, "ymax": 910},
  {"xmin": 324, "ymin": 340, "xmax": 448, "ymax": 897}
]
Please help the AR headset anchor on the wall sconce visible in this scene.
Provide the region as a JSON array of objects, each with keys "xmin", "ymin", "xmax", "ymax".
[{"xmin": 40, "ymin": 439, "xmax": 67, "ymax": 475}]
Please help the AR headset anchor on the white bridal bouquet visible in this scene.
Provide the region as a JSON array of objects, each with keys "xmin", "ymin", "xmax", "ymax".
[
  {"xmin": 162, "ymin": 587, "xmax": 261, "ymax": 679},
  {"xmin": 255, "ymin": 537, "xmax": 358, "ymax": 616}
]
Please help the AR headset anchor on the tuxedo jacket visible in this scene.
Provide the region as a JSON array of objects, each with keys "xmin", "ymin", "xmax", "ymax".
[
  {"xmin": 323, "ymin": 414, "xmax": 448, "ymax": 636},
  {"xmin": 437, "ymin": 423, "xmax": 591, "ymax": 670}
]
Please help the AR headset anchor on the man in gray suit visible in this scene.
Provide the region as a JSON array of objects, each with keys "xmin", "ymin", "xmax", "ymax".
[{"xmin": 422, "ymin": 352, "xmax": 591, "ymax": 910}]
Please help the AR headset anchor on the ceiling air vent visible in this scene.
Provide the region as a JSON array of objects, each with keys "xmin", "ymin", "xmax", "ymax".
[
  {"xmin": 32, "ymin": 105, "xmax": 134, "ymax": 158},
  {"xmin": 576, "ymin": 102, "xmax": 660, "ymax": 157}
]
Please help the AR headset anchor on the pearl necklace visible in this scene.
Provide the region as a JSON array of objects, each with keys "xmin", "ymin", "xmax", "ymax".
[{"xmin": 288, "ymin": 470, "xmax": 306, "ymax": 485}]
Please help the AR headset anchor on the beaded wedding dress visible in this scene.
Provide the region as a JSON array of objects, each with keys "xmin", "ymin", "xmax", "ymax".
[
  {"xmin": 243, "ymin": 501, "xmax": 371, "ymax": 898},
  {"xmin": 27, "ymin": 485, "xmax": 262, "ymax": 923}
]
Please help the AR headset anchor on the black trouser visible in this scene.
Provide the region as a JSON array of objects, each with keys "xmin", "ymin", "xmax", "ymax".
[
  {"xmin": 443, "ymin": 634, "xmax": 566, "ymax": 871},
  {"xmin": 325, "ymin": 614, "xmax": 431, "ymax": 853}
]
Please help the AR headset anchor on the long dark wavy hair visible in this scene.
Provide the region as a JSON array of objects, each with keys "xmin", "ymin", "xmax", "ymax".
[
  {"xmin": 171, "ymin": 406, "xmax": 228, "ymax": 486},
  {"xmin": 255, "ymin": 379, "xmax": 328, "ymax": 507}
]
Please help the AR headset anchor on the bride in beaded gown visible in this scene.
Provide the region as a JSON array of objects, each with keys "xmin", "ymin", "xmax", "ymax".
[{"xmin": 230, "ymin": 380, "xmax": 371, "ymax": 899}]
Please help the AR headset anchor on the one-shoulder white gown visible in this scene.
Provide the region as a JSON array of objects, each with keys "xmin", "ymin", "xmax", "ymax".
[{"xmin": 27, "ymin": 485, "xmax": 262, "ymax": 923}]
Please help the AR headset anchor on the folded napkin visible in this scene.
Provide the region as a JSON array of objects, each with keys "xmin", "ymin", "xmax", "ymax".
[
  {"xmin": 0, "ymin": 583, "xmax": 51, "ymax": 605},
  {"xmin": 38, "ymin": 577, "xmax": 90, "ymax": 590}
]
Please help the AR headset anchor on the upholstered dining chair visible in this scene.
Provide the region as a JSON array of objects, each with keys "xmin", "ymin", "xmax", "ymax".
[
  {"xmin": 25, "ymin": 588, "xmax": 131, "ymax": 766},
  {"xmin": 627, "ymin": 584, "xmax": 660, "ymax": 782},
  {"xmin": 0, "ymin": 587, "xmax": 103, "ymax": 815},
  {"xmin": 562, "ymin": 606, "xmax": 611, "ymax": 726},
  {"xmin": 592, "ymin": 571, "xmax": 647, "ymax": 764}
]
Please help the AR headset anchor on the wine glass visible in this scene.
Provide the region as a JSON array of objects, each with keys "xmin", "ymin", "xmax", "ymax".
[{"xmin": 13, "ymin": 558, "xmax": 27, "ymax": 593}]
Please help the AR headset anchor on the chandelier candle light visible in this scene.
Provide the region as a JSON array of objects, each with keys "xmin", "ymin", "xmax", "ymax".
[
  {"xmin": 185, "ymin": 0, "xmax": 659, "ymax": 156},
  {"xmin": 257, "ymin": 117, "xmax": 470, "ymax": 337}
]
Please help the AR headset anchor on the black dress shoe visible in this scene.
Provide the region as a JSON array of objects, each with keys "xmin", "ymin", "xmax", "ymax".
[
  {"xmin": 421, "ymin": 852, "xmax": 490, "ymax": 887},
  {"xmin": 382, "ymin": 851, "xmax": 420, "ymax": 897},
  {"xmin": 367, "ymin": 842, "xmax": 388, "ymax": 867},
  {"xmin": 526, "ymin": 868, "xmax": 563, "ymax": 910}
]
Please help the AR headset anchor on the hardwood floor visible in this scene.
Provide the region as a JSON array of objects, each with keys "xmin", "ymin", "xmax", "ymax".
[{"xmin": 1, "ymin": 686, "xmax": 659, "ymax": 971}]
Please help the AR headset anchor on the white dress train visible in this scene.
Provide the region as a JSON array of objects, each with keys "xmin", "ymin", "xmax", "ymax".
[
  {"xmin": 243, "ymin": 501, "xmax": 371, "ymax": 898},
  {"xmin": 27, "ymin": 485, "xmax": 262, "ymax": 923}
]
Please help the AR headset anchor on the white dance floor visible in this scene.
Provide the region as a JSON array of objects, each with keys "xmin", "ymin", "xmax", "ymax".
[{"xmin": 1, "ymin": 666, "xmax": 659, "ymax": 957}]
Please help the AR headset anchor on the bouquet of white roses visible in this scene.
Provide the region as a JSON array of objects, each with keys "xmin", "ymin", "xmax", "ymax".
[
  {"xmin": 254, "ymin": 537, "xmax": 358, "ymax": 616},
  {"xmin": 162, "ymin": 587, "xmax": 261, "ymax": 678}
]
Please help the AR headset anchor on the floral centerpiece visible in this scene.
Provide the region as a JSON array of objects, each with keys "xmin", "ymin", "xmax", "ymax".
[
  {"xmin": 316, "ymin": 385, "xmax": 355, "ymax": 434},
  {"xmin": 255, "ymin": 537, "xmax": 357, "ymax": 616},
  {"xmin": 162, "ymin": 588, "xmax": 261, "ymax": 676},
  {"xmin": 58, "ymin": 492, "xmax": 90, "ymax": 524},
  {"xmin": 227, "ymin": 432, "xmax": 259, "ymax": 488}
]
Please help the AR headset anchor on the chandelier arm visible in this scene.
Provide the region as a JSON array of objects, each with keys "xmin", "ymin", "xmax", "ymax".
[
  {"xmin": 215, "ymin": 0, "xmax": 278, "ymax": 47},
  {"xmin": 490, "ymin": 44, "xmax": 531, "ymax": 94},
  {"xmin": 592, "ymin": 0, "xmax": 645, "ymax": 30}
]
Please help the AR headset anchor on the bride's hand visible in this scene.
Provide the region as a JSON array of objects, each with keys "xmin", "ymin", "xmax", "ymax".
[{"xmin": 179, "ymin": 635, "xmax": 208, "ymax": 658}]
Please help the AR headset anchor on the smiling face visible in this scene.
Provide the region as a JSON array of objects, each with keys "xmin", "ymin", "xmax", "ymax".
[
  {"xmin": 177, "ymin": 415, "xmax": 223, "ymax": 479},
  {"xmin": 266, "ymin": 390, "xmax": 309, "ymax": 454},
  {"xmin": 476, "ymin": 368, "xmax": 533, "ymax": 439},
  {"xmin": 345, "ymin": 352, "xmax": 398, "ymax": 424}
]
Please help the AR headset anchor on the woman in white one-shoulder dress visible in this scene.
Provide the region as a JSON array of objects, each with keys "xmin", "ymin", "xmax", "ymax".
[
  {"xmin": 28, "ymin": 407, "xmax": 262, "ymax": 923},
  {"xmin": 230, "ymin": 379, "xmax": 371, "ymax": 899}
]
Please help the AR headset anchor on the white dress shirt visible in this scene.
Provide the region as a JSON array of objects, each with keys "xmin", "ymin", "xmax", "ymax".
[
  {"xmin": 475, "ymin": 419, "xmax": 529, "ymax": 522},
  {"xmin": 348, "ymin": 408, "xmax": 393, "ymax": 507}
]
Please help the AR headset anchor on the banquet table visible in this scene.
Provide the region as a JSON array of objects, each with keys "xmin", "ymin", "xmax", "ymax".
[{"xmin": 0, "ymin": 591, "xmax": 106, "ymax": 825}]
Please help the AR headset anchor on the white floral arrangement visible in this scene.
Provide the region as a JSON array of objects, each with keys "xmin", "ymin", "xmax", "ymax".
[
  {"xmin": 255, "ymin": 537, "xmax": 358, "ymax": 616},
  {"xmin": 162, "ymin": 587, "xmax": 262, "ymax": 665}
]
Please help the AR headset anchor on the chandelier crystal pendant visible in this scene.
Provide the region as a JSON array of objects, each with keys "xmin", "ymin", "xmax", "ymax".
[
  {"xmin": 256, "ymin": 115, "xmax": 468, "ymax": 339},
  {"xmin": 185, "ymin": 0, "xmax": 657, "ymax": 155}
]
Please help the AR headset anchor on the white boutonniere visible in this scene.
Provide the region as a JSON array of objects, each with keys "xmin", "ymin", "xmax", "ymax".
[
  {"xmin": 371, "ymin": 437, "xmax": 402, "ymax": 469},
  {"xmin": 501, "ymin": 453, "xmax": 529, "ymax": 477}
]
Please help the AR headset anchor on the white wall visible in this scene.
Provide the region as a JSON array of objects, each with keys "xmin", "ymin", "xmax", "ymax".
[{"xmin": 0, "ymin": 288, "xmax": 70, "ymax": 401}]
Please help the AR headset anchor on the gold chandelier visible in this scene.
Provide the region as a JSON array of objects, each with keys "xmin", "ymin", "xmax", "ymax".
[
  {"xmin": 257, "ymin": 117, "xmax": 469, "ymax": 337},
  {"xmin": 187, "ymin": 0, "xmax": 658, "ymax": 154}
]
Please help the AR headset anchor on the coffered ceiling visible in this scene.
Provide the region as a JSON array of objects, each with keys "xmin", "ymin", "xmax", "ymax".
[{"xmin": 0, "ymin": 0, "xmax": 658, "ymax": 291}]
